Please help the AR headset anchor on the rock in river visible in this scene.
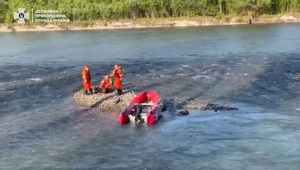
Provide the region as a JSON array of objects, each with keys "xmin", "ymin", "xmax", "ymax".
[
  {"xmin": 73, "ymin": 89, "xmax": 137, "ymax": 113},
  {"xmin": 73, "ymin": 89, "xmax": 238, "ymax": 113}
]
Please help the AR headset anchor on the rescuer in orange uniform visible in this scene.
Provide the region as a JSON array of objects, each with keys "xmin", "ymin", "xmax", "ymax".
[
  {"xmin": 82, "ymin": 65, "xmax": 93, "ymax": 95},
  {"xmin": 99, "ymin": 75, "xmax": 113, "ymax": 93},
  {"xmin": 110, "ymin": 65, "xmax": 123, "ymax": 95}
]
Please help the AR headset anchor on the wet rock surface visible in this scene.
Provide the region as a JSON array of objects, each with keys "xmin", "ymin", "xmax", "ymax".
[
  {"xmin": 73, "ymin": 89, "xmax": 137, "ymax": 113},
  {"xmin": 165, "ymin": 96, "xmax": 238, "ymax": 112},
  {"xmin": 74, "ymin": 90, "xmax": 238, "ymax": 113}
]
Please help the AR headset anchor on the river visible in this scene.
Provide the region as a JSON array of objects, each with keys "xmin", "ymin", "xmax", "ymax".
[{"xmin": 1, "ymin": 24, "xmax": 300, "ymax": 170}]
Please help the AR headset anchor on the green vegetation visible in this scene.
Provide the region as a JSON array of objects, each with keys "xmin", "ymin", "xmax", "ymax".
[
  {"xmin": 0, "ymin": 0, "xmax": 300, "ymax": 23},
  {"xmin": 0, "ymin": 0, "xmax": 8, "ymax": 23}
]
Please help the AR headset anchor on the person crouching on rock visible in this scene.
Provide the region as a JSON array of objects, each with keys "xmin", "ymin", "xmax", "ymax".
[
  {"xmin": 99, "ymin": 75, "xmax": 113, "ymax": 93},
  {"xmin": 82, "ymin": 65, "xmax": 93, "ymax": 95},
  {"xmin": 110, "ymin": 65, "xmax": 123, "ymax": 95}
]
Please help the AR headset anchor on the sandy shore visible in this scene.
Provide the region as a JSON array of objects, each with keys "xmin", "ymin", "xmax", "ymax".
[{"xmin": 1, "ymin": 14, "xmax": 300, "ymax": 33}]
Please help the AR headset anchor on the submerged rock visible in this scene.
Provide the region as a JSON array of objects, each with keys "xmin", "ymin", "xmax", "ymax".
[
  {"xmin": 168, "ymin": 96, "xmax": 238, "ymax": 112},
  {"xmin": 176, "ymin": 109, "xmax": 190, "ymax": 116}
]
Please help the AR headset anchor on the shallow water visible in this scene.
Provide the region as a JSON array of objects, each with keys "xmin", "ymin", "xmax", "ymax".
[{"xmin": 1, "ymin": 24, "xmax": 300, "ymax": 169}]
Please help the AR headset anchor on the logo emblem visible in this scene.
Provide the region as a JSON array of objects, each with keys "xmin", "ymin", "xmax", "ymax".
[{"xmin": 14, "ymin": 8, "xmax": 29, "ymax": 24}]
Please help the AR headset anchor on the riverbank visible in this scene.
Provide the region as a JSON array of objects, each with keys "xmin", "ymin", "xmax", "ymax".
[{"xmin": 0, "ymin": 14, "xmax": 300, "ymax": 33}]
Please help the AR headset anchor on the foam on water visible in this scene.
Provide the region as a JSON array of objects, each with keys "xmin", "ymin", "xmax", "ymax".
[
  {"xmin": 28, "ymin": 78, "xmax": 43, "ymax": 82},
  {"xmin": 191, "ymin": 75, "xmax": 213, "ymax": 80}
]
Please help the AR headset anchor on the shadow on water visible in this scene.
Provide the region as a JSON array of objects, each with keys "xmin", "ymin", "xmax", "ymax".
[
  {"xmin": 2, "ymin": 89, "xmax": 136, "ymax": 152},
  {"xmin": 128, "ymin": 53, "xmax": 300, "ymax": 113},
  {"xmin": 226, "ymin": 53, "xmax": 300, "ymax": 110},
  {"xmin": 0, "ymin": 65, "xmax": 83, "ymax": 115},
  {"xmin": 1, "ymin": 109, "xmax": 86, "ymax": 151},
  {"xmin": 49, "ymin": 119, "xmax": 174, "ymax": 170},
  {"xmin": 159, "ymin": 57, "xmax": 241, "ymax": 112},
  {"xmin": 145, "ymin": 52, "xmax": 300, "ymax": 113}
]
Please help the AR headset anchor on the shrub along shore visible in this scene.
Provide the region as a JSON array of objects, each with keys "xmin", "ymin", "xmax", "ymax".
[
  {"xmin": 0, "ymin": 14, "xmax": 300, "ymax": 32},
  {"xmin": 1, "ymin": 0, "xmax": 300, "ymax": 32}
]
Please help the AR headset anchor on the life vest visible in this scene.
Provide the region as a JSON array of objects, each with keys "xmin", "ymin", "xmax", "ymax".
[
  {"xmin": 103, "ymin": 78, "xmax": 111, "ymax": 84},
  {"xmin": 82, "ymin": 69, "xmax": 91, "ymax": 82},
  {"xmin": 114, "ymin": 67, "xmax": 123, "ymax": 78},
  {"xmin": 100, "ymin": 77, "xmax": 113, "ymax": 88}
]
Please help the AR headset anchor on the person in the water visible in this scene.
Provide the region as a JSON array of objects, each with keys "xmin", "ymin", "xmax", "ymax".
[
  {"xmin": 99, "ymin": 75, "xmax": 113, "ymax": 93},
  {"xmin": 110, "ymin": 65, "xmax": 123, "ymax": 95},
  {"xmin": 82, "ymin": 65, "xmax": 93, "ymax": 95}
]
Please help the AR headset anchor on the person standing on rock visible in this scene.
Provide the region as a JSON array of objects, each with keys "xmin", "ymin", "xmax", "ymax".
[
  {"xmin": 82, "ymin": 65, "xmax": 93, "ymax": 95},
  {"xmin": 110, "ymin": 65, "xmax": 123, "ymax": 95},
  {"xmin": 99, "ymin": 75, "xmax": 113, "ymax": 93}
]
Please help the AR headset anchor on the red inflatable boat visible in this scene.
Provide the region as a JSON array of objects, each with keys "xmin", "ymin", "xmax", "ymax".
[{"xmin": 118, "ymin": 91, "xmax": 165, "ymax": 125}]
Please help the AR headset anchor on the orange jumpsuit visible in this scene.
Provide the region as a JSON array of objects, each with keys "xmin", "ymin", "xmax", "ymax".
[
  {"xmin": 100, "ymin": 77, "xmax": 113, "ymax": 93},
  {"xmin": 82, "ymin": 66, "xmax": 93, "ymax": 91},
  {"xmin": 110, "ymin": 66, "xmax": 123, "ymax": 90}
]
